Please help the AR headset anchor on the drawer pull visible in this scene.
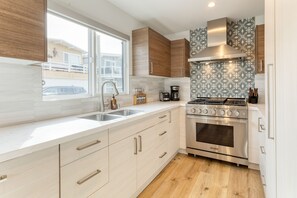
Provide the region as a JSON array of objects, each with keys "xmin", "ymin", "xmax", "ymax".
[
  {"xmin": 159, "ymin": 131, "xmax": 167, "ymax": 136},
  {"xmin": 260, "ymin": 146, "xmax": 266, "ymax": 154},
  {"xmin": 77, "ymin": 169, "xmax": 101, "ymax": 185},
  {"xmin": 159, "ymin": 115, "xmax": 167, "ymax": 119},
  {"xmin": 0, "ymin": 175, "xmax": 7, "ymax": 182},
  {"xmin": 134, "ymin": 137, "xmax": 138, "ymax": 155},
  {"xmin": 159, "ymin": 152, "xmax": 167, "ymax": 158},
  {"xmin": 76, "ymin": 140, "xmax": 101, "ymax": 151}
]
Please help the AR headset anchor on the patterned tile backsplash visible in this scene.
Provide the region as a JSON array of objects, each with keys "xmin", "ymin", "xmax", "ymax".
[{"xmin": 190, "ymin": 18, "xmax": 256, "ymax": 99}]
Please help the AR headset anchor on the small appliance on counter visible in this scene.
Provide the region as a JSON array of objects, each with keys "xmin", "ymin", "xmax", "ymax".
[
  {"xmin": 170, "ymin": 86, "xmax": 180, "ymax": 101},
  {"xmin": 248, "ymin": 87, "xmax": 258, "ymax": 104},
  {"xmin": 159, "ymin": 91, "xmax": 170, "ymax": 102},
  {"xmin": 133, "ymin": 88, "xmax": 147, "ymax": 105}
]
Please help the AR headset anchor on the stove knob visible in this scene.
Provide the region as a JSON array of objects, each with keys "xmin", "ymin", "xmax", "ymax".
[
  {"xmin": 190, "ymin": 108, "xmax": 196, "ymax": 113},
  {"xmin": 220, "ymin": 110, "xmax": 225, "ymax": 116},
  {"xmin": 227, "ymin": 110, "xmax": 232, "ymax": 116},
  {"xmin": 203, "ymin": 109, "xmax": 208, "ymax": 114},
  {"xmin": 197, "ymin": 108, "xmax": 202, "ymax": 114},
  {"xmin": 210, "ymin": 109, "xmax": 216, "ymax": 115},
  {"xmin": 234, "ymin": 110, "xmax": 240, "ymax": 117}
]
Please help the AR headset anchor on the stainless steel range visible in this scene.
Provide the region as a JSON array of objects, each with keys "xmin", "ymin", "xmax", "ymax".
[{"xmin": 186, "ymin": 97, "xmax": 248, "ymax": 165}]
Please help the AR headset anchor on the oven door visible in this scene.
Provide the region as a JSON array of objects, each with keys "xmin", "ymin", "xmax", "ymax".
[{"xmin": 186, "ymin": 115, "xmax": 248, "ymax": 159}]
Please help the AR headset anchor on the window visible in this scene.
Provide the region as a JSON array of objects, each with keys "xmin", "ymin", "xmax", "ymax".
[{"xmin": 42, "ymin": 13, "xmax": 128, "ymax": 100}]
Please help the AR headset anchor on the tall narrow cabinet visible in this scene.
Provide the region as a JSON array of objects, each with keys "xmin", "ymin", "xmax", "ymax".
[{"xmin": 265, "ymin": 0, "xmax": 297, "ymax": 197}]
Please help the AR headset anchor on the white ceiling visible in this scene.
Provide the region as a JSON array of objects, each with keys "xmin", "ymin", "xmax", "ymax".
[{"xmin": 107, "ymin": 0, "xmax": 264, "ymax": 34}]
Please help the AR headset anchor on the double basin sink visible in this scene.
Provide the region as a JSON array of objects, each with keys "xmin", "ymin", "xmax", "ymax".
[{"xmin": 81, "ymin": 109, "xmax": 143, "ymax": 122}]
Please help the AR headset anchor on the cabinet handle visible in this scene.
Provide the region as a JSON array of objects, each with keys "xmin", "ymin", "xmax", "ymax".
[
  {"xmin": 76, "ymin": 140, "xmax": 101, "ymax": 151},
  {"xmin": 138, "ymin": 135, "xmax": 142, "ymax": 152},
  {"xmin": 260, "ymin": 146, "xmax": 266, "ymax": 154},
  {"xmin": 159, "ymin": 115, "xmax": 167, "ymax": 119},
  {"xmin": 267, "ymin": 64, "xmax": 275, "ymax": 140},
  {"xmin": 0, "ymin": 175, "xmax": 7, "ymax": 182},
  {"xmin": 77, "ymin": 169, "xmax": 101, "ymax": 185},
  {"xmin": 159, "ymin": 131, "xmax": 167, "ymax": 136},
  {"xmin": 260, "ymin": 124, "xmax": 266, "ymax": 131},
  {"xmin": 134, "ymin": 137, "xmax": 138, "ymax": 155},
  {"xmin": 258, "ymin": 117, "xmax": 263, "ymax": 132},
  {"xmin": 150, "ymin": 62, "xmax": 154, "ymax": 74},
  {"xmin": 159, "ymin": 152, "xmax": 167, "ymax": 158}
]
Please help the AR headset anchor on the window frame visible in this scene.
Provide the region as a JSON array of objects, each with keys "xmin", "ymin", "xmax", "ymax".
[{"xmin": 43, "ymin": 11, "xmax": 129, "ymax": 101}]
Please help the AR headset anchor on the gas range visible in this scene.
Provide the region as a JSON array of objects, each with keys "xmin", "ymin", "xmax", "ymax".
[{"xmin": 186, "ymin": 97, "xmax": 248, "ymax": 119}]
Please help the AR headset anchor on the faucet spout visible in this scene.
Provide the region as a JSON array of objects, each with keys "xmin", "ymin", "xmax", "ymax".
[{"xmin": 101, "ymin": 80, "xmax": 119, "ymax": 112}]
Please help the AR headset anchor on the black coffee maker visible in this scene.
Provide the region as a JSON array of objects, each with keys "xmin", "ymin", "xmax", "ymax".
[{"xmin": 170, "ymin": 86, "xmax": 180, "ymax": 101}]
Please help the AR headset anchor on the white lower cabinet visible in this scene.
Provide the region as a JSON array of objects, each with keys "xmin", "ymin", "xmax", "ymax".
[
  {"xmin": 90, "ymin": 110, "xmax": 176, "ymax": 198},
  {"xmin": 168, "ymin": 108, "xmax": 180, "ymax": 157},
  {"xmin": 137, "ymin": 126, "xmax": 158, "ymax": 189},
  {"xmin": 248, "ymin": 109, "xmax": 260, "ymax": 165},
  {"xmin": 61, "ymin": 147, "xmax": 109, "ymax": 198},
  {"xmin": 0, "ymin": 146, "xmax": 59, "ymax": 198}
]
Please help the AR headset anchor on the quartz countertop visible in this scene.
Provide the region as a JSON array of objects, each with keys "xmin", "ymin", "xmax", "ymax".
[{"xmin": 0, "ymin": 101, "xmax": 186, "ymax": 163}]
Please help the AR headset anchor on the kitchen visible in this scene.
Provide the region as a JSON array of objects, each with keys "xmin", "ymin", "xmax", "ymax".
[{"xmin": 0, "ymin": 0, "xmax": 296, "ymax": 198}]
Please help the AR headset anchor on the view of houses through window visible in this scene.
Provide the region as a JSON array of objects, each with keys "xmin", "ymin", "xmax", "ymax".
[{"xmin": 42, "ymin": 13, "xmax": 126, "ymax": 98}]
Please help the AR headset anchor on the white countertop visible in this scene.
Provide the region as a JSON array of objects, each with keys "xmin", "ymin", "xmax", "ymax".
[
  {"xmin": 0, "ymin": 101, "xmax": 185, "ymax": 163},
  {"xmin": 248, "ymin": 103, "xmax": 266, "ymax": 117}
]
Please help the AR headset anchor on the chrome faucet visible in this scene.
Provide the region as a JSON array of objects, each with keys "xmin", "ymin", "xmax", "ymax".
[{"xmin": 101, "ymin": 80, "xmax": 119, "ymax": 112}]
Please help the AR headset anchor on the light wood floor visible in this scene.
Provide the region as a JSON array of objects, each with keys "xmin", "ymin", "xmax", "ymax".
[{"xmin": 139, "ymin": 154, "xmax": 264, "ymax": 198}]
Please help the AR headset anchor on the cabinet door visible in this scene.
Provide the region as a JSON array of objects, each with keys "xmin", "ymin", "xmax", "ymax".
[
  {"xmin": 90, "ymin": 136, "xmax": 137, "ymax": 198},
  {"xmin": 248, "ymin": 109, "xmax": 260, "ymax": 164},
  {"xmin": 137, "ymin": 126, "xmax": 157, "ymax": 189},
  {"xmin": 149, "ymin": 29, "xmax": 171, "ymax": 77},
  {"xmin": 0, "ymin": 146, "xmax": 59, "ymax": 198},
  {"xmin": 171, "ymin": 39, "xmax": 190, "ymax": 77},
  {"xmin": 0, "ymin": 0, "xmax": 46, "ymax": 62},
  {"xmin": 168, "ymin": 108, "xmax": 180, "ymax": 157}
]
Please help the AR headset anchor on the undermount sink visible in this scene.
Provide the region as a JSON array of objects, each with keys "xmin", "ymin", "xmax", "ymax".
[
  {"xmin": 81, "ymin": 114, "xmax": 121, "ymax": 121},
  {"xmin": 108, "ymin": 109, "xmax": 143, "ymax": 116}
]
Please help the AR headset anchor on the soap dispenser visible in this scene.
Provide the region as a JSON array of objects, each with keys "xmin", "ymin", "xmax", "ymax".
[{"xmin": 110, "ymin": 94, "xmax": 118, "ymax": 110}]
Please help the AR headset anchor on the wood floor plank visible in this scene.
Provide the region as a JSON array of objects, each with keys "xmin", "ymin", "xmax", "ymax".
[{"xmin": 138, "ymin": 154, "xmax": 265, "ymax": 198}]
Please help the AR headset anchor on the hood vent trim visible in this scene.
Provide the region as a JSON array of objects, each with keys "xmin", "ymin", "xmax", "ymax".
[{"xmin": 188, "ymin": 18, "xmax": 247, "ymax": 63}]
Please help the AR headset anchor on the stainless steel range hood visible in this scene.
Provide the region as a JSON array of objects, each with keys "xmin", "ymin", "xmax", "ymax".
[{"xmin": 188, "ymin": 18, "xmax": 246, "ymax": 63}]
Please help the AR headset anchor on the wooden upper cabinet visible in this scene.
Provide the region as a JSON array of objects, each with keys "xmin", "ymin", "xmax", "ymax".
[
  {"xmin": 171, "ymin": 39, "xmax": 190, "ymax": 77},
  {"xmin": 256, "ymin": 24, "xmax": 265, "ymax": 73},
  {"xmin": 132, "ymin": 27, "xmax": 171, "ymax": 77},
  {"xmin": 0, "ymin": 0, "xmax": 47, "ymax": 63}
]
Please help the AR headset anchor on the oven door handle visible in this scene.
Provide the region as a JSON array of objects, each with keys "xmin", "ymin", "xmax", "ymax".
[{"xmin": 186, "ymin": 115, "xmax": 247, "ymax": 123}]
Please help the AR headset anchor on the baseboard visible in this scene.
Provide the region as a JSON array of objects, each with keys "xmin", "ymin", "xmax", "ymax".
[
  {"xmin": 178, "ymin": 148, "xmax": 187, "ymax": 154},
  {"xmin": 248, "ymin": 162, "xmax": 260, "ymax": 170}
]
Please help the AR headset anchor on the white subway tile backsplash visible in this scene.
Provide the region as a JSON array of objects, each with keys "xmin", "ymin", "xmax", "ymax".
[{"xmin": 0, "ymin": 63, "xmax": 165, "ymax": 127}]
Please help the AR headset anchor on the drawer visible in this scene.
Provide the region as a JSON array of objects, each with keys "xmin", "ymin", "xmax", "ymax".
[
  {"xmin": 60, "ymin": 130, "xmax": 108, "ymax": 166},
  {"xmin": 259, "ymin": 145, "xmax": 266, "ymax": 179},
  {"xmin": 109, "ymin": 111, "xmax": 169, "ymax": 145},
  {"xmin": 155, "ymin": 121, "xmax": 170, "ymax": 146},
  {"xmin": 154, "ymin": 112, "xmax": 170, "ymax": 124},
  {"xmin": 156, "ymin": 140, "xmax": 169, "ymax": 168},
  {"xmin": 61, "ymin": 147, "xmax": 108, "ymax": 198},
  {"xmin": 0, "ymin": 146, "xmax": 59, "ymax": 198}
]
